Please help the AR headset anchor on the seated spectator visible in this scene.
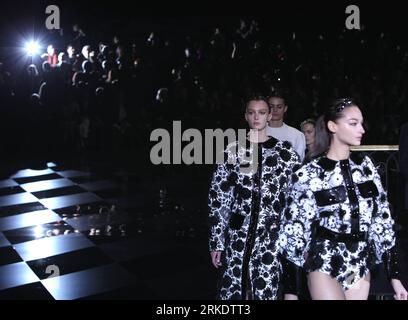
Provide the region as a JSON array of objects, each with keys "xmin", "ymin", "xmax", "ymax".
[{"xmin": 41, "ymin": 44, "xmax": 58, "ymax": 67}]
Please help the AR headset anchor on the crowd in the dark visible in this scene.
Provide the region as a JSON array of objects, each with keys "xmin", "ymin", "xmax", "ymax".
[{"xmin": 1, "ymin": 18, "xmax": 408, "ymax": 172}]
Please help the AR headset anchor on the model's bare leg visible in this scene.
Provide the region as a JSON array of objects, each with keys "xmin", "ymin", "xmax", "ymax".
[
  {"xmin": 308, "ymin": 271, "xmax": 346, "ymax": 300},
  {"xmin": 345, "ymin": 273, "xmax": 370, "ymax": 300}
]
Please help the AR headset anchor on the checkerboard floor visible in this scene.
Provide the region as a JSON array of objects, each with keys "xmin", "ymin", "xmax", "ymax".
[
  {"xmin": 1, "ymin": 161, "xmax": 407, "ymax": 300},
  {"xmin": 0, "ymin": 162, "xmax": 218, "ymax": 300}
]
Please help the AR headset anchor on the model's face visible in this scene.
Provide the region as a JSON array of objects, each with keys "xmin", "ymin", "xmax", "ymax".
[
  {"xmin": 245, "ymin": 100, "xmax": 272, "ymax": 131},
  {"xmin": 330, "ymin": 106, "xmax": 365, "ymax": 146},
  {"xmin": 268, "ymin": 97, "xmax": 287, "ymax": 122},
  {"xmin": 302, "ymin": 123, "xmax": 316, "ymax": 147}
]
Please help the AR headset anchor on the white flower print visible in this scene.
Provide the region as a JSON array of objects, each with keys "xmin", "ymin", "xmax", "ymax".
[
  {"xmin": 290, "ymin": 206, "xmax": 300, "ymax": 219},
  {"xmin": 295, "ymin": 238, "xmax": 305, "ymax": 249},
  {"xmin": 352, "ymin": 170, "xmax": 363, "ymax": 182},
  {"xmin": 310, "ymin": 178, "xmax": 323, "ymax": 192},
  {"xmin": 359, "ymin": 200, "xmax": 369, "ymax": 213},
  {"xmin": 284, "ymin": 224, "xmax": 294, "ymax": 236},
  {"xmin": 297, "ymin": 169, "xmax": 309, "ymax": 183},
  {"xmin": 279, "ymin": 233, "xmax": 288, "ymax": 247},
  {"xmin": 292, "ymin": 222, "xmax": 304, "ymax": 236},
  {"xmin": 305, "ymin": 207, "xmax": 316, "ymax": 219},
  {"xmin": 374, "ymin": 215, "xmax": 390, "ymax": 224},
  {"xmin": 327, "ymin": 216, "xmax": 337, "ymax": 229},
  {"xmin": 360, "ymin": 224, "xmax": 368, "ymax": 232},
  {"xmin": 372, "ymin": 223, "xmax": 384, "ymax": 235},
  {"xmin": 383, "ymin": 233, "xmax": 393, "ymax": 244},
  {"xmin": 329, "ymin": 173, "xmax": 343, "ymax": 186}
]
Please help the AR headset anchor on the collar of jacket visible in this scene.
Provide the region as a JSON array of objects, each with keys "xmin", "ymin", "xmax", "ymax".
[
  {"xmin": 262, "ymin": 136, "xmax": 280, "ymax": 149},
  {"xmin": 316, "ymin": 152, "xmax": 365, "ymax": 171}
]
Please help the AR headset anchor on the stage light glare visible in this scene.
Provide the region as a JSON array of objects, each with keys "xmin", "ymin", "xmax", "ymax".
[{"xmin": 25, "ymin": 41, "xmax": 40, "ymax": 56}]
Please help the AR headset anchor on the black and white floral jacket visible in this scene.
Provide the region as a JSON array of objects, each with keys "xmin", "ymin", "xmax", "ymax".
[
  {"xmin": 209, "ymin": 137, "xmax": 301, "ymax": 300},
  {"xmin": 279, "ymin": 153, "xmax": 396, "ymax": 269}
]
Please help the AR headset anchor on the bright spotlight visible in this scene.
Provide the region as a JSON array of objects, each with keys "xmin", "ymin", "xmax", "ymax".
[{"xmin": 25, "ymin": 41, "xmax": 40, "ymax": 56}]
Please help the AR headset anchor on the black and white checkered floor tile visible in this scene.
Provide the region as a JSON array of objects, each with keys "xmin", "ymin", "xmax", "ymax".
[{"xmin": 0, "ymin": 163, "xmax": 216, "ymax": 300}]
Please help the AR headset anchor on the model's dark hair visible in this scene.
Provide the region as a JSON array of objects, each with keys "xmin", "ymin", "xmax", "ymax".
[
  {"xmin": 245, "ymin": 94, "xmax": 271, "ymax": 112},
  {"xmin": 313, "ymin": 98, "xmax": 359, "ymax": 158},
  {"xmin": 268, "ymin": 91, "xmax": 288, "ymax": 106}
]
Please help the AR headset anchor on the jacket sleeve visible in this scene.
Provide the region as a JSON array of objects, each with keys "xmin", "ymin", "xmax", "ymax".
[
  {"xmin": 278, "ymin": 147, "xmax": 302, "ymax": 204},
  {"xmin": 383, "ymin": 244, "xmax": 401, "ymax": 280},
  {"xmin": 278, "ymin": 169, "xmax": 319, "ymax": 267},
  {"xmin": 281, "ymin": 255, "xmax": 304, "ymax": 295},
  {"xmin": 208, "ymin": 149, "xmax": 235, "ymax": 252},
  {"xmin": 366, "ymin": 157, "xmax": 397, "ymax": 264}
]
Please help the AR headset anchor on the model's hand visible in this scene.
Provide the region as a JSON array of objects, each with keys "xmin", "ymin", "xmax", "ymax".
[
  {"xmin": 391, "ymin": 279, "xmax": 408, "ymax": 300},
  {"xmin": 210, "ymin": 251, "xmax": 223, "ymax": 269},
  {"xmin": 284, "ymin": 294, "xmax": 299, "ymax": 300}
]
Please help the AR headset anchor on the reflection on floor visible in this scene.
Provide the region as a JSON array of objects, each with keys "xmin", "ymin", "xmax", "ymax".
[
  {"xmin": 0, "ymin": 162, "xmax": 217, "ymax": 300},
  {"xmin": 0, "ymin": 162, "xmax": 407, "ymax": 300}
]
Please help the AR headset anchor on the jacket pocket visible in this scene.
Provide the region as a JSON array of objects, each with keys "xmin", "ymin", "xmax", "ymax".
[
  {"xmin": 314, "ymin": 185, "xmax": 347, "ymax": 207},
  {"xmin": 357, "ymin": 180, "xmax": 379, "ymax": 198}
]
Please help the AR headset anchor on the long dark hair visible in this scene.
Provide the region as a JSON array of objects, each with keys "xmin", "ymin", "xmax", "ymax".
[{"xmin": 313, "ymin": 98, "xmax": 359, "ymax": 158}]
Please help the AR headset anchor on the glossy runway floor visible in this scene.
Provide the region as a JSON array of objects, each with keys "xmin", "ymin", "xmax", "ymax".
[
  {"xmin": 0, "ymin": 159, "xmax": 407, "ymax": 300},
  {"xmin": 0, "ymin": 160, "xmax": 218, "ymax": 300}
]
